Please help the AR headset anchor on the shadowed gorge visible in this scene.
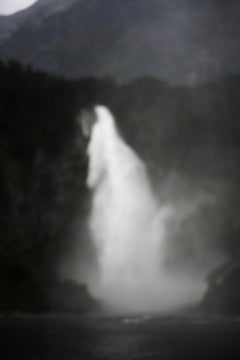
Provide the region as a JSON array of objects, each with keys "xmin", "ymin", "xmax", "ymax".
[{"xmin": 0, "ymin": 61, "xmax": 240, "ymax": 314}]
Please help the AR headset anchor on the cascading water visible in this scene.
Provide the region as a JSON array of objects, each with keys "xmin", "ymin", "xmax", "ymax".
[{"xmin": 84, "ymin": 106, "xmax": 205, "ymax": 313}]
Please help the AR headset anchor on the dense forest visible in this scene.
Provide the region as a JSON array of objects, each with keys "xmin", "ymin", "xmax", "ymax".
[{"xmin": 0, "ymin": 61, "xmax": 240, "ymax": 312}]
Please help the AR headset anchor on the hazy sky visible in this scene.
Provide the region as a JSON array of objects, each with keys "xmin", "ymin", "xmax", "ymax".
[{"xmin": 0, "ymin": 0, "xmax": 38, "ymax": 15}]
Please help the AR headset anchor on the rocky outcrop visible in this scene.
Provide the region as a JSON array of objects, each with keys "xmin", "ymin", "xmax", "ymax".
[{"xmin": 202, "ymin": 262, "xmax": 240, "ymax": 315}]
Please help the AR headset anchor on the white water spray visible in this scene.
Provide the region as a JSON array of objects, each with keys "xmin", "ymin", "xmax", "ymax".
[{"xmin": 85, "ymin": 106, "xmax": 205, "ymax": 313}]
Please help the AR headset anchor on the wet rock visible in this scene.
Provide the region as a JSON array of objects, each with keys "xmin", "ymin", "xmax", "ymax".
[{"xmin": 202, "ymin": 263, "xmax": 240, "ymax": 315}]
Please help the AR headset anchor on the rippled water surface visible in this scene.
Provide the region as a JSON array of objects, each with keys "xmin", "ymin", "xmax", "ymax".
[{"xmin": 0, "ymin": 315, "xmax": 240, "ymax": 359}]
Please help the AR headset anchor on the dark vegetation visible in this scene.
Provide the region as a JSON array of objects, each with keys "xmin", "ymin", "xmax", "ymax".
[{"xmin": 0, "ymin": 60, "xmax": 240, "ymax": 313}]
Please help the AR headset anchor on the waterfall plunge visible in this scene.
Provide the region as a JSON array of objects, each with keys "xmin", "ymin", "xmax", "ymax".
[{"xmin": 85, "ymin": 106, "xmax": 204, "ymax": 313}]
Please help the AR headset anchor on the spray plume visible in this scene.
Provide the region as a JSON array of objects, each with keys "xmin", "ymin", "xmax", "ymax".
[{"xmin": 83, "ymin": 106, "xmax": 207, "ymax": 313}]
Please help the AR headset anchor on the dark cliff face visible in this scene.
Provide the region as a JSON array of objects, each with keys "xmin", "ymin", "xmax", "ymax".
[
  {"xmin": 0, "ymin": 0, "xmax": 240, "ymax": 83},
  {"xmin": 202, "ymin": 264, "xmax": 240, "ymax": 315}
]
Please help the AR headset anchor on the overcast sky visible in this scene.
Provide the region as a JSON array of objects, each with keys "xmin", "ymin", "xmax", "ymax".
[{"xmin": 0, "ymin": 0, "xmax": 38, "ymax": 15}]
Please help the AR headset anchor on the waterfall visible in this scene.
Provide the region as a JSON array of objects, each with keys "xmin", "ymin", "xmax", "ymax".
[{"xmin": 84, "ymin": 105, "xmax": 205, "ymax": 313}]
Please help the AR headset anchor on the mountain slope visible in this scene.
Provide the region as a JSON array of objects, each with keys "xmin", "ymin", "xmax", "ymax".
[
  {"xmin": 0, "ymin": 0, "xmax": 239, "ymax": 83},
  {"xmin": 0, "ymin": 0, "xmax": 77, "ymax": 44}
]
